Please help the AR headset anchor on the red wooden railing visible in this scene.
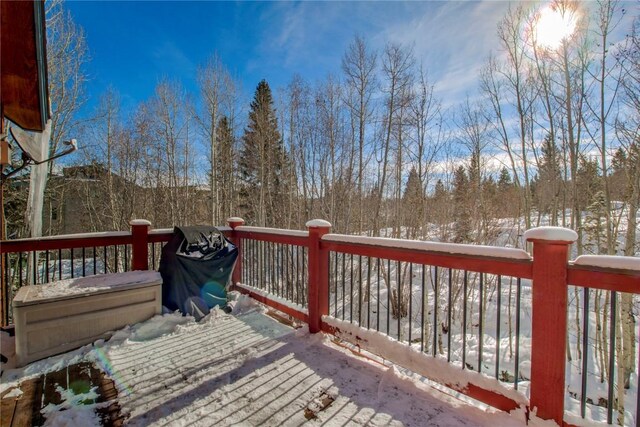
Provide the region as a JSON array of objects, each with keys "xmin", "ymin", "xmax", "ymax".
[{"xmin": 1, "ymin": 218, "xmax": 638, "ymax": 426}]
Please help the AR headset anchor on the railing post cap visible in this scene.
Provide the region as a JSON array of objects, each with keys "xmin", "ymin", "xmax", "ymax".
[
  {"xmin": 129, "ymin": 219, "xmax": 151, "ymax": 227},
  {"xmin": 524, "ymin": 226, "xmax": 577, "ymax": 243},
  {"xmin": 227, "ymin": 217, "xmax": 245, "ymax": 224},
  {"xmin": 305, "ymin": 219, "xmax": 331, "ymax": 228}
]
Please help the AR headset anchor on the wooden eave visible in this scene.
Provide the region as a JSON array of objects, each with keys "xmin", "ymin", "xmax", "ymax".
[{"xmin": 1, "ymin": 0, "xmax": 50, "ymax": 132}]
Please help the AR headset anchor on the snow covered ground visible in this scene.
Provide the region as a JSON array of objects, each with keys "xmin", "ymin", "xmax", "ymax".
[{"xmin": 0, "ymin": 293, "xmax": 543, "ymax": 426}]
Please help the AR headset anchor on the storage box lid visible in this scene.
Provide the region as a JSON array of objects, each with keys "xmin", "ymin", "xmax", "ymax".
[{"xmin": 13, "ymin": 271, "xmax": 162, "ymax": 307}]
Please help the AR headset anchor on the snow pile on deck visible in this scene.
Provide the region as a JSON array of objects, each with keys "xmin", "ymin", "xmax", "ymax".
[{"xmin": 1, "ymin": 293, "xmax": 538, "ymax": 426}]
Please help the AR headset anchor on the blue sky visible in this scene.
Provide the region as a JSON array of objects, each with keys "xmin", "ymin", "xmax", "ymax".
[{"xmin": 66, "ymin": 1, "xmax": 516, "ymax": 114}]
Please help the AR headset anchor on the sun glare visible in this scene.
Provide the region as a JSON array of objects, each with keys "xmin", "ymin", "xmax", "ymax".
[{"xmin": 533, "ymin": 5, "xmax": 578, "ymax": 50}]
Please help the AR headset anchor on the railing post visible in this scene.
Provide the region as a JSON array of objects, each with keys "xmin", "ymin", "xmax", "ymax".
[
  {"xmin": 306, "ymin": 219, "xmax": 331, "ymax": 333},
  {"xmin": 130, "ymin": 219, "xmax": 151, "ymax": 271},
  {"xmin": 525, "ymin": 227, "xmax": 577, "ymax": 424},
  {"xmin": 227, "ymin": 217, "xmax": 245, "ymax": 288}
]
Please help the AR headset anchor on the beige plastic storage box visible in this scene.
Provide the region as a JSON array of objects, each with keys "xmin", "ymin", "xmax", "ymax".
[{"xmin": 13, "ymin": 271, "xmax": 162, "ymax": 367}]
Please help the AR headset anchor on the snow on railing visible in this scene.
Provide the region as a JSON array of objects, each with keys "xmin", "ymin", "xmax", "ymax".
[
  {"xmin": 323, "ymin": 234, "xmax": 532, "ymax": 260},
  {"xmin": 573, "ymin": 254, "xmax": 640, "ymax": 271},
  {"xmin": 235, "ymin": 225, "xmax": 309, "ymax": 238}
]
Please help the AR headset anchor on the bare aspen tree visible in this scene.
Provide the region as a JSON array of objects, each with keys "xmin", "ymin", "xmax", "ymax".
[
  {"xmin": 374, "ymin": 43, "xmax": 414, "ymax": 237},
  {"xmin": 195, "ymin": 54, "xmax": 236, "ymax": 225},
  {"xmin": 480, "ymin": 57, "xmax": 525, "ymax": 232},
  {"xmin": 409, "ymin": 65, "xmax": 444, "ymax": 235},
  {"xmin": 146, "ymin": 80, "xmax": 195, "ymax": 227},
  {"xmin": 45, "ymin": 1, "xmax": 88, "ymax": 173},
  {"xmin": 583, "ymin": 0, "xmax": 624, "ymax": 255},
  {"xmin": 456, "ymin": 99, "xmax": 492, "ymax": 243},
  {"xmin": 342, "ymin": 36, "xmax": 377, "ymax": 233},
  {"xmin": 496, "ymin": 4, "xmax": 536, "ymax": 230}
]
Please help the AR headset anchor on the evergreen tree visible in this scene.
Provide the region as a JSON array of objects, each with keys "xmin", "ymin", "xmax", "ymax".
[
  {"xmin": 238, "ymin": 80, "xmax": 290, "ymax": 226},
  {"xmin": 430, "ymin": 179, "xmax": 448, "ymax": 225},
  {"xmin": 584, "ymin": 190, "xmax": 609, "ymax": 254},
  {"xmin": 402, "ymin": 167, "xmax": 424, "ymax": 232},
  {"xmin": 576, "ymin": 156, "xmax": 602, "ymax": 214},
  {"xmin": 534, "ymin": 135, "xmax": 563, "ymax": 224},
  {"xmin": 497, "ymin": 167, "xmax": 512, "ymax": 192},
  {"xmin": 452, "ymin": 165, "xmax": 472, "ymax": 243}
]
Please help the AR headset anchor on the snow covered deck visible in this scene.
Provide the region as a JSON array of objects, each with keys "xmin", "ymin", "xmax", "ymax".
[{"xmin": 0, "ymin": 296, "xmax": 529, "ymax": 426}]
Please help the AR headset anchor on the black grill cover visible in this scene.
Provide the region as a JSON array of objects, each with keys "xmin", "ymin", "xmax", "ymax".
[{"xmin": 159, "ymin": 226, "xmax": 238, "ymax": 319}]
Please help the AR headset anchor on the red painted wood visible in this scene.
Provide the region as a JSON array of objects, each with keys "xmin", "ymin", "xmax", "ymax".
[
  {"xmin": 567, "ymin": 265, "xmax": 639, "ymax": 293},
  {"xmin": 528, "ymin": 239, "xmax": 571, "ymax": 424},
  {"xmin": 227, "ymin": 219, "xmax": 245, "ymax": 285},
  {"xmin": 147, "ymin": 232, "xmax": 173, "ymax": 243},
  {"xmin": 461, "ymin": 383, "xmax": 521, "ymax": 413},
  {"xmin": 235, "ymin": 230, "xmax": 308, "ymax": 247},
  {"xmin": 307, "ymin": 223, "xmax": 331, "ymax": 333},
  {"xmin": 130, "ymin": 223, "xmax": 149, "ymax": 271},
  {"xmin": 320, "ymin": 321, "xmax": 522, "ymax": 413},
  {"xmin": 0, "ymin": 234, "xmax": 133, "ymax": 253},
  {"xmin": 234, "ymin": 283, "xmax": 308, "ymax": 323},
  {"xmin": 321, "ymin": 241, "xmax": 533, "ymax": 279}
]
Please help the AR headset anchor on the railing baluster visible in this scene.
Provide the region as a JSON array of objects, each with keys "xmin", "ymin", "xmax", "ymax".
[
  {"xmin": 19, "ymin": 252, "xmax": 23, "ymax": 286},
  {"xmin": 287, "ymin": 242, "xmax": 291, "ymax": 301},
  {"xmin": 342, "ymin": 252, "xmax": 346, "ymax": 321},
  {"xmin": 607, "ymin": 291, "xmax": 617, "ymax": 425},
  {"xmin": 397, "ymin": 260, "xmax": 401, "ymax": 340},
  {"xmin": 45, "ymin": 250, "xmax": 50, "ymax": 283},
  {"xmin": 32, "ymin": 251, "xmax": 37, "ymax": 284},
  {"xmin": 387, "ymin": 258, "xmax": 391, "ymax": 336},
  {"xmin": 367, "ymin": 257, "xmax": 371, "ymax": 330},
  {"xmin": 58, "ymin": 249, "xmax": 62, "ymax": 280},
  {"xmin": 93, "ymin": 247, "xmax": 97, "ymax": 275},
  {"xmin": 358, "ymin": 255, "xmax": 362, "ymax": 326},
  {"xmin": 421, "ymin": 264, "xmax": 425, "ymax": 353},
  {"xmin": 279, "ymin": 243, "xmax": 284, "ymax": 298},
  {"xmin": 447, "ymin": 268, "xmax": 452, "ymax": 363},
  {"xmin": 70, "ymin": 248, "xmax": 74, "ymax": 279},
  {"xmin": 349, "ymin": 254, "xmax": 354, "ymax": 323},
  {"xmin": 295, "ymin": 244, "xmax": 299, "ymax": 304},
  {"xmin": 433, "ymin": 266, "xmax": 438, "ymax": 357},
  {"xmin": 333, "ymin": 253, "xmax": 337, "ymax": 317},
  {"xmin": 408, "ymin": 263, "xmax": 413, "ymax": 346},
  {"xmin": 580, "ymin": 287, "xmax": 589, "ymax": 419},
  {"xmin": 260, "ymin": 240, "xmax": 264, "ymax": 291},
  {"xmin": 304, "ymin": 246, "xmax": 308, "ymax": 306},
  {"xmin": 103, "ymin": 246, "xmax": 108, "ymax": 274},
  {"xmin": 151, "ymin": 243, "xmax": 156, "ymax": 270},
  {"xmin": 82, "ymin": 247, "xmax": 86, "ymax": 277},
  {"xmin": 376, "ymin": 258, "xmax": 380, "ymax": 331},
  {"xmin": 515, "ymin": 278, "xmax": 521, "ymax": 390},
  {"xmin": 478, "ymin": 272, "xmax": 483, "ymax": 373},
  {"xmin": 495, "ymin": 275, "xmax": 501, "ymax": 380},
  {"xmin": 462, "ymin": 270, "xmax": 468, "ymax": 370}
]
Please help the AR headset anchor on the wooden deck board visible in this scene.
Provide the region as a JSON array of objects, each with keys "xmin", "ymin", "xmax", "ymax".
[
  {"xmin": 0, "ymin": 397, "xmax": 17, "ymax": 426},
  {"xmin": 0, "ymin": 362, "xmax": 123, "ymax": 426}
]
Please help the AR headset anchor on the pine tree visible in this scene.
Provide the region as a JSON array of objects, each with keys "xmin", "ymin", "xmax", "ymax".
[
  {"xmin": 584, "ymin": 190, "xmax": 609, "ymax": 254},
  {"xmin": 498, "ymin": 167, "xmax": 512, "ymax": 192},
  {"xmin": 402, "ymin": 167, "xmax": 424, "ymax": 234},
  {"xmin": 238, "ymin": 80, "xmax": 290, "ymax": 227},
  {"xmin": 430, "ymin": 179, "xmax": 448, "ymax": 225},
  {"xmin": 535, "ymin": 135, "xmax": 563, "ymax": 224},
  {"xmin": 452, "ymin": 166, "xmax": 472, "ymax": 243}
]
